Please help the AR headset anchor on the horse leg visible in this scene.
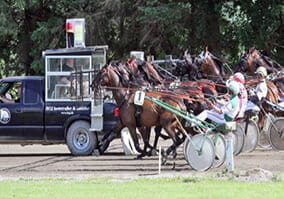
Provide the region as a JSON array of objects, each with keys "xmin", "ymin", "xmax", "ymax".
[
  {"xmin": 98, "ymin": 121, "xmax": 124, "ymax": 154},
  {"xmin": 136, "ymin": 127, "xmax": 153, "ymax": 159},
  {"xmin": 161, "ymin": 126, "xmax": 185, "ymax": 165},
  {"xmin": 143, "ymin": 127, "xmax": 157, "ymax": 156},
  {"xmin": 151, "ymin": 126, "xmax": 170, "ymax": 156},
  {"xmin": 152, "ymin": 126, "xmax": 162, "ymax": 150},
  {"xmin": 160, "ymin": 124, "xmax": 176, "ymax": 165}
]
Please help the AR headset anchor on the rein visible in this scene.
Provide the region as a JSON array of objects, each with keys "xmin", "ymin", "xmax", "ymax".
[{"xmin": 102, "ymin": 85, "xmax": 228, "ymax": 102}]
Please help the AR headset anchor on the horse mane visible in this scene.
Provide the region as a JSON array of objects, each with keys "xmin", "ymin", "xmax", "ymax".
[
  {"xmin": 109, "ymin": 65, "xmax": 131, "ymax": 88},
  {"xmin": 139, "ymin": 61, "xmax": 164, "ymax": 85}
]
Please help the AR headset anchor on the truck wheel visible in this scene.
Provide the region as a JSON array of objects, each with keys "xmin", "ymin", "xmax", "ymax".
[{"xmin": 66, "ymin": 121, "xmax": 97, "ymax": 155}]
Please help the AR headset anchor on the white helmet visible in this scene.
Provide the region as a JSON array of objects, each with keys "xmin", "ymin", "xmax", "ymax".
[
  {"xmin": 226, "ymin": 80, "xmax": 240, "ymax": 95},
  {"xmin": 233, "ymin": 72, "xmax": 245, "ymax": 85},
  {"xmin": 255, "ymin": 66, "xmax": 267, "ymax": 77}
]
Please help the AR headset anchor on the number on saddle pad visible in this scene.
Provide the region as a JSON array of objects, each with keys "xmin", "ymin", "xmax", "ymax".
[{"xmin": 134, "ymin": 91, "xmax": 145, "ymax": 106}]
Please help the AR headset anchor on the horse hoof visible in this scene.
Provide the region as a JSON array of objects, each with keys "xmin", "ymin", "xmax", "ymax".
[
  {"xmin": 135, "ymin": 154, "xmax": 144, "ymax": 160},
  {"xmin": 92, "ymin": 149, "xmax": 101, "ymax": 156},
  {"xmin": 161, "ymin": 149, "xmax": 168, "ymax": 165},
  {"xmin": 151, "ymin": 150, "xmax": 158, "ymax": 156},
  {"xmin": 162, "ymin": 156, "xmax": 167, "ymax": 165},
  {"xmin": 172, "ymin": 151, "xmax": 177, "ymax": 159}
]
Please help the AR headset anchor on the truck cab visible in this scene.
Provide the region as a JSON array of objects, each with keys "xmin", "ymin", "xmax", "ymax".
[
  {"xmin": 0, "ymin": 76, "xmax": 45, "ymax": 141},
  {"xmin": 0, "ymin": 46, "xmax": 119, "ymax": 155}
]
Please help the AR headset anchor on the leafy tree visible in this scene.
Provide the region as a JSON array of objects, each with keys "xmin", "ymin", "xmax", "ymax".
[{"xmin": 0, "ymin": 0, "xmax": 282, "ymax": 77}]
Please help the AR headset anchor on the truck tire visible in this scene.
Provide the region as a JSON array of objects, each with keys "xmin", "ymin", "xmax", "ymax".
[{"xmin": 66, "ymin": 121, "xmax": 97, "ymax": 155}]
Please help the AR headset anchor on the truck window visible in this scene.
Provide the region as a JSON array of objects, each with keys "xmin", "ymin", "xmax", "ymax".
[
  {"xmin": 0, "ymin": 82, "xmax": 21, "ymax": 103},
  {"xmin": 46, "ymin": 56, "xmax": 91, "ymax": 100},
  {"xmin": 92, "ymin": 54, "xmax": 105, "ymax": 71},
  {"xmin": 24, "ymin": 80, "xmax": 40, "ymax": 104},
  {"xmin": 0, "ymin": 82, "xmax": 10, "ymax": 94}
]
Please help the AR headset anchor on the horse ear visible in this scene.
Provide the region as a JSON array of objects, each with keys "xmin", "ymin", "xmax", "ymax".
[
  {"xmin": 203, "ymin": 46, "xmax": 208, "ymax": 56},
  {"xmin": 249, "ymin": 46, "xmax": 256, "ymax": 54},
  {"xmin": 184, "ymin": 49, "xmax": 188, "ymax": 56}
]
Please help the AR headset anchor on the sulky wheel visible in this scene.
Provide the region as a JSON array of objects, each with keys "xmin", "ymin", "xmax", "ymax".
[
  {"xmin": 208, "ymin": 133, "xmax": 226, "ymax": 168},
  {"xmin": 267, "ymin": 117, "xmax": 284, "ymax": 150},
  {"xmin": 241, "ymin": 121, "xmax": 259, "ymax": 153},
  {"xmin": 185, "ymin": 134, "xmax": 215, "ymax": 171},
  {"xmin": 183, "ymin": 136, "xmax": 191, "ymax": 162},
  {"xmin": 232, "ymin": 124, "xmax": 245, "ymax": 156}
]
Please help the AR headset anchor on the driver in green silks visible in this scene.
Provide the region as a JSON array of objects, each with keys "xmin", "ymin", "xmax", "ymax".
[{"xmin": 193, "ymin": 80, "xmax": 242, "ymax": 125}]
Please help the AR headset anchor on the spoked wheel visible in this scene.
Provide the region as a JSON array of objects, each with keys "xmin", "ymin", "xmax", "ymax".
[
  {"xmin": 258, "ymin": 130, "xmax": 271, "ymax": 148},
  {"xmin": 208, "ymin": 133, "xmax": 226, "ymax": 168},
  {"xmin": 185, "ymin": 134, "xmax": 215, "ymax": 171},
  {"xmin": 268, "ymin": 117, "xmax": 284, "ymax": 150},
  {"xmin": 258, "ymin": 113, "xmax": 274, "ymax": 149},
  {"xmin": 232, "ymin": 124, "xmax": 245, "ymax": 156},
  {"xmin": 241, "ymin": 121, "xmax": 259, "ymax": 152}
]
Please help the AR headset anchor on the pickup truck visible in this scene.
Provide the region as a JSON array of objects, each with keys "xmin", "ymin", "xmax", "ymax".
[{"xmin": 0, "ymin": 76, "xmax": 119, "ymax": 155}]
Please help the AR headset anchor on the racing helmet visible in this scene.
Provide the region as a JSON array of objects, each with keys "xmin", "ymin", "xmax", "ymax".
[
  {"xmin": 232, "ymin": 72, "xmax": 245, "ymax": 85},
  {"xmin": 255, "ymin": 66, "xmax": 267, "ymax": 77},
  {"xmin": 226, "ymin": 79, "xmax": 240, "ymax": 95}
]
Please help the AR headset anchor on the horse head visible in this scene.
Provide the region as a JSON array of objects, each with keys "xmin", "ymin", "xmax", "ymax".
[
  {"xmin": 126, "ymin": 56, "xmax": 139, "ymax": 75},
  {"xmin": 91, "ymin": 65, "xmax": 121, "ymax": 92},
  {"xmin": 194, "ymin": 48, "xmax": 224, "ymax": 81},
  {"xmin": 234, "ymin": 53, "xmax": 250, "ymax": 74},
  {"xmin": 91, "ymin": 65, "xmax": 106, "ymax": 92},
  {"xmin": 172, "ymin": 51, "xmax": 201, "ymax": 80},
  {"xmin": 235, "ymin": 47, "xmax": 282, "ymax": 75}
]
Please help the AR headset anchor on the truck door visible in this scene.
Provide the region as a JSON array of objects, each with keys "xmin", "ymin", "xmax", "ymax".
[
  {"xmin": 21, "ymin": 80, "xmax": 45, "ymax": 140},
  {"xmin": 0, "ymin": 81, "xmax": 24, "ymax": 140},
  {"xmin": 0, "ymin": 80, "xmax": 44, "ymax": 141}
]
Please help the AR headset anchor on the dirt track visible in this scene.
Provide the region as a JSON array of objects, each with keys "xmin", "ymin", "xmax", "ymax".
[{"xmin": 0, "ymin": 137, "xmax": 284, "ymax": 180}]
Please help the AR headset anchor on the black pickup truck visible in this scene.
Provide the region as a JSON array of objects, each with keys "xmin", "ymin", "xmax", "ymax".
[
  {"xmin": 0, "ymin": 76, "xmax": 118, "ymax": 155},
  {"xmin": 0, "ymin": 46, "xmax": 119, "ymax": 155}
]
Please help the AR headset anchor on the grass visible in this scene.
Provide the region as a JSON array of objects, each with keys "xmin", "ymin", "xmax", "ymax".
[{"xmin": 0, "ymin": 177, "xmax": 283, "ymax": 199}]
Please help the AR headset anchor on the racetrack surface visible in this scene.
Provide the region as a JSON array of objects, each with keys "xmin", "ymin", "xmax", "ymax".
[{"xmin": 0, "ymin": 137, "xmax": 283, "ymax": 179}]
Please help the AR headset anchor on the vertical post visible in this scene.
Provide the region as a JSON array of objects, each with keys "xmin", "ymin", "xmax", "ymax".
[
  {"xmin": 225, "ymin": 132, "xmax": 234, "ymax": 172},
  {"xmin": 158, "ymin": 146, "xmax": 161, "ymax": 175}
]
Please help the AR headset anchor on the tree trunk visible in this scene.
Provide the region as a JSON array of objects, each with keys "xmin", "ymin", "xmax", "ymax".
[{"xmin": 204, "ymin": 0, "xmax": 222, "ymax": 56}]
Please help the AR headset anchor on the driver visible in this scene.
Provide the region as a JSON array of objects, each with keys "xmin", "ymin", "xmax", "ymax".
[
  {"xmin": 0, "ymin": 83, "xmax": 21, "ymax": 103},
  {"xmin": 246, "ymin": 66, "xmax": 268, "ymax": 112},
  {"xmin": 192, "ymin": 80, "xmax": 241, "ymax": 125}
]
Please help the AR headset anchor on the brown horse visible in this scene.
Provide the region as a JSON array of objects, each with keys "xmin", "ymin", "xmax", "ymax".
[
  {"xmin": 235, "ymin": 47, "xmax": 283, "ymax": 75},
  {"xmin": 126, "ymin": 56, "xmax": 164, "ymax": 86},
  {"xmin": 194, "ymin": 47, "xmax": 226, "ymax": 81},
  {"xmin": 173, "ymin": 48, "xmax": 227, "ymax": 82},
  {"xmin": 91, "ymin": 65, "xmax": 187, "ymax": 161}
]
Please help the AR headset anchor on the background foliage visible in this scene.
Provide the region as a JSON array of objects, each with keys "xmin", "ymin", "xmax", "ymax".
[{"xmin": 0, "ymin": 0, "xmax": 283, "ymax": 77}]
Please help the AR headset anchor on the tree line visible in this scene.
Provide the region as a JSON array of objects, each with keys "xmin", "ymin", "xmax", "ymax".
[{"xmin": 0, "ymin": 0, "xmax": 283, "ymax": 78}]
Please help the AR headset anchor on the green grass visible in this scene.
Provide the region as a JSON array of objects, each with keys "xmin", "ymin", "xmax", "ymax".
[{"xmin": 0, "ymin": 177, "xmax": 283, "ymax": 199}]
